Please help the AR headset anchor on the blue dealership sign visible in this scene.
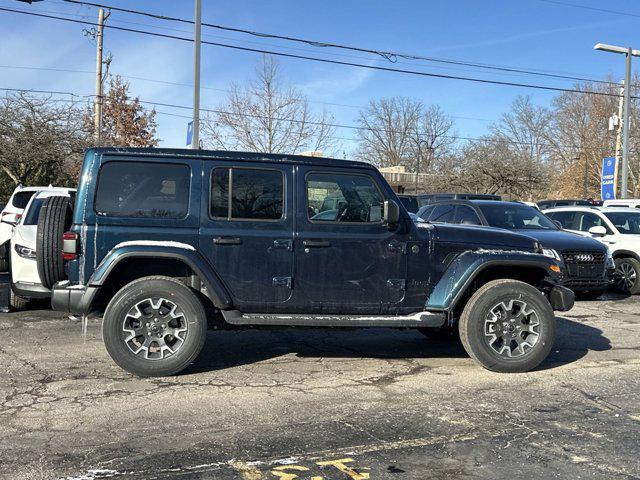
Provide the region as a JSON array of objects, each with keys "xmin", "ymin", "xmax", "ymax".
[{"xmin": 601, "ymin": 156, "xmax": 617, "ymax": 200}]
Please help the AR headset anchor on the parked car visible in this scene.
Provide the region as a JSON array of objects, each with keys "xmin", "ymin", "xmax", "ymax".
[
  {"xmin": 397, "ymin": 194, "xmax": 420, "ymax": 213},
  {"xmin": 602, "ymin": 199, "xmax": 640, "ymax": 209},
  {"xmin": 9, "ymin": 188, "xmax": 75, "ymax": 309},
  {"xmin": 544, "ymin": 206, "xmax": 640, "ymax": 295},
  {"xmin": 0, "ymin": 185, "xmax": 48, "ymax": 272},
  {"xmin": 417, "ymin": 200, "xmax": 613, "ymax": 299},
  {"xmin": 49, "ymin": 148, "xmax": 573, "ymax": 376},
  {"xmin": 537, "ymin": 199, "xmax": 593, "ymax": 210}
]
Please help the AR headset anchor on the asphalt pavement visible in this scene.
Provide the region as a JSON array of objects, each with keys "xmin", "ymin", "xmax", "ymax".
[{"xmin": 1, "ymin": 293, "xmax": 639, "ymax": 479}]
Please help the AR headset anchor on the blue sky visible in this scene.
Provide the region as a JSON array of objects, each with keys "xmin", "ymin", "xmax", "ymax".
[{"xmin": 0, "ymin": 0, "xmax": 638, "ymax": 155}]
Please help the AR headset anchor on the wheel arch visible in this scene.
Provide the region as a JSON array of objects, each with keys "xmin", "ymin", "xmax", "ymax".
[
  {"xmin": 88, "ymin": 246, "xmax": 232, "ymax": 312},
  {"xmin": 426, "ymin": 250, "xmax": 557, "ymax": 322},
  {"xmin": 612, "ymin": 249, "xmax": 640, "ymax": 261}
]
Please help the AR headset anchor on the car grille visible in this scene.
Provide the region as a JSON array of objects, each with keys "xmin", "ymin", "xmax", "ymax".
[{"xmin": 561, "ymin": 250, "xmax": 606, "ymax": 279}]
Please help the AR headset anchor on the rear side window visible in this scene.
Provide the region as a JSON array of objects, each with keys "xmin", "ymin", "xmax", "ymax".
[
  {"xmin": 455, "ymin": 205, "xmax": 481, "ymax": 225},
  {"xmin": 546, "ymin": 211, "xmax": 575, "ymax": 229},
  {"xmin": 210, "ymin": 167, "xmax": 283, "ymax": 220},
  {"xmin": 95, "ymin": 162, "xmax": 190, "ymax": 218},
  {"xmin": 429, "ymin": 204, "xmax": 456, "ymax": 223},
  {"xmin": 12, "ymin": 191, "xmax": 36, "ymax": 209}
]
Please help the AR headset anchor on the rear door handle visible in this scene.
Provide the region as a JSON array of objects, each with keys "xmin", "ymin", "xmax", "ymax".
[
  {"xmin": 303, "ymin": 239, "xmax": 331, "ymax": 248},
  {"xmin": 214, "ymin": 236, "xmax": 242, "ymax": 245}
]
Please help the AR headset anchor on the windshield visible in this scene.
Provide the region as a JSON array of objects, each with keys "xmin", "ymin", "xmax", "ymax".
[
  {"xmin": 604, "ymin": 211, "xmax": 640, "ymax": 234},
  {"xmin": 399, "ymin": 196, "xmax": 419, "ymax": 213},
  {"xmin": 478, "ymin": 204, "xmax": 558, "ymax": 230}
]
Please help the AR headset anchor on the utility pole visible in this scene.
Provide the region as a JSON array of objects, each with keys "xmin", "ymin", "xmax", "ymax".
[
  {"xmin": 614, "ymin": 82, "xmax": 625, "ymax": 196},
  {"xmin": 192, "ymin": 0, "xmax": 202, "ymax": 150},
  {"xmin": 595, "ymin": 43, "xmax": 640, "ymax": 198},
  {"xmin": 93, "ymin": 8, "xmax": 106, "ymax": 143}
]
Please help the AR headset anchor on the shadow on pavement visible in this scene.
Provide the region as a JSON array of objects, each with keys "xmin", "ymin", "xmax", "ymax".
[
  {"xmin": 186, "ymin": 316, "xmax": 611, "ymax": 374},
  {"xmin": 538, "ymin": 316, "xmax": 612, "ymax": 370}
]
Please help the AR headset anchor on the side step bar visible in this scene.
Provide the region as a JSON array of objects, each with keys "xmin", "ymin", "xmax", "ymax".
[{"xmin": 221, "ymin": 310, "xmax": 446, "ymax": 328}]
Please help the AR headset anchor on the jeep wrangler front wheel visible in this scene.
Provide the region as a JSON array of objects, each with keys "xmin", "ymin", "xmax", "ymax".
[
  {"xmin": 103, "ymin": 276, "xmax": 207, "ymax": 377},
  {"xmin": 459, "ymin": 279, "xmax": 555, "ymax": 373}
]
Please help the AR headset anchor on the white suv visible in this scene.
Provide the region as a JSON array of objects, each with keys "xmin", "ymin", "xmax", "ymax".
[
  {"xmin": 9, "ymin": 188, "xmax": 75, "ymax": 309},
  {"xmin": 0, "ymin": 186, "xmax": 48, "ymax": 271},
  {"xmin": 544, "ymin": 206, "xmax": 640, "ymax": 294}
]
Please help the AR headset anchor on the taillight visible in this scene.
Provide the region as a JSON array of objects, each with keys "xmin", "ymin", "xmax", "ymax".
[{"xmin": 62, "ymin": 231, "xmax": 78, "ymax": 260}]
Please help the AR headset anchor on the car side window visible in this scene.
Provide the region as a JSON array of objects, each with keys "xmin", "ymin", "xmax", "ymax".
[
  {"xmin": 547, "ymin": 211, "xmax": 576, "ymax": 229},
  {"xmin": 210, "ymin": 167, "xmax": 283, "ymax": 220},
  {"xmin": 576, "ymin": 212, "xmax": 608, "ymax": 233},
  {"xmin": 429, "ymin": 204, "xmax": 456, "ymax": 223},
  {"xmin": 95, "ymin": 162, "xmax": 190, "ymax": 218},
  {"xmin": 454, "ymin": 205, "xmax": 481, "ymax": 225},
  {"xmin": 306, "ymin": 172, "xmax": 383, "ymax": 223}
]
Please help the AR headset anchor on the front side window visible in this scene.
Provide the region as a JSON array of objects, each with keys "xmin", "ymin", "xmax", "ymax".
[
  {"xmin": 575, "ymin": 212, "xmax": 608, "ymax": 232},
  {"xmin": 604, "ymin": 212, "xmax": 640, "ymax": 234},
  {"xmin": 95, "ymin": 162, "xmax": 190, "ymax": 218},
  {"xmin": 307, "ymin": 173, "xmax": 383, "ymax": 223},
  {"xmin": 210, "ymin": 168, "xmax": 283, "ymax": 220}
]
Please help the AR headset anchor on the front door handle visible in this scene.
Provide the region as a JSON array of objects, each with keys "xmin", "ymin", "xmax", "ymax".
[
  {"xmin": 303, "ymin": 239, "xmax": 331, "ymax": 248},
  {"xmin": 214, "ymin": 236, "xmax": 242, "ymax": 245}
]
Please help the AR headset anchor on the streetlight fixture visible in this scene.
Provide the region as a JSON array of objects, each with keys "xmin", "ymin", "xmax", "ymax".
[{"xmin": 594, "ymin": 43, "xmax": 640, "ymax": 198}]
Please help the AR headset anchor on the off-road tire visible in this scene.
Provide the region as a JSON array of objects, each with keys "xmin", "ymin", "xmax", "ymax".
[
  {"xmin": 459, "ymin": 279, "xmax": 556, "ymax": 373},
  {"xmin": 36, "ymin": 196, "xmax": 73, "ymax": 289},
  {"xmin": 575, "ymin": 289, "xmax": 606, "ymax": 301},
  {"xmin": 418, "ymin": 326, "xmax": 460, "ymax": 342},
  {"xmin": 9, "ymin": 288, "xmax": 29, "ymax": 311},
  {"xmin": 614, "ymin": 257, "xmax": 640, "ymax": 295},
  {"xmin": 103, "ymin": 276, "xmax": 207, "ymax": 377}
]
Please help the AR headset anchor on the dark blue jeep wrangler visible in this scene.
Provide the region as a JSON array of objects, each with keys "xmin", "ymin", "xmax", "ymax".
[{"xmin": 49, "ymin": 148, "xmax": 573, "ymax": 376}]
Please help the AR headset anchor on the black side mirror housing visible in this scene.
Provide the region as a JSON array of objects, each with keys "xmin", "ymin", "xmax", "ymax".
[
  {"xmin": 553, "ymin": 220, "xmax": 563, "ymax": 229},
  {"xmin": 384, "ymin": 200, "xmax": 400, "ymax": 230}
]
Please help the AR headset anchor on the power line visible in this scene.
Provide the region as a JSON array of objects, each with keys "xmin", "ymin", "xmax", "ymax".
[
  {"xmin": 59, "ymin": 0, "xmax": 627, "ymax": 88},
  {"xmin": 0, "ymin": 86, "xmax": 611, "ymax": 152},
  {"xmin": 536, "ymin": 0, "xmax": 640, "ymax": 19},
  {"xmin": 0, "ymin": 63, "xmax": 496, "ymax": 122},
  {"xmin": 0, "ymin": 6, "xmax": 626, "ymax": 99}
]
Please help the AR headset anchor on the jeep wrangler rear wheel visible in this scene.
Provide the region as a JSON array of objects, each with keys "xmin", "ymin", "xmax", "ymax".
[
  {"xmin": 103, "ymin": 276, "xmax": 207, "ymax": 377},
  {"xmin": 459, "ymin": 279, "xmax": 555, "ymax": 373}
]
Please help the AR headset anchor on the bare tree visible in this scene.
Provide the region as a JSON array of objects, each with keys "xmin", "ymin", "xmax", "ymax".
[
  {"xmin": 0, "ymin": 93, "xmax": 87, "ymax": 195},
  {"xmin": 202, "ymin": 56, "xmax": 337, "ymax": 155},
  {"xmin": 409, "ymin": 104, "xmax": 456, "ymax": 173},
  {"xmin": 356, "ymin": 96, "xmax": 421, "ymax": 167}
]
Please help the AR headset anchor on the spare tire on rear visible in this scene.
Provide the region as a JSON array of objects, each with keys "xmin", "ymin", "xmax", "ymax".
[{"xmin": 37, "ymin": 196, "xmax": 73, "ymax": 289}]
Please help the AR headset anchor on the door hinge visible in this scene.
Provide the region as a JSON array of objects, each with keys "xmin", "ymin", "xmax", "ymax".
[
  {"xmin": 273, "ymin": 276, "xmax": 292, "ymax": 289},
  {"xmin": 387, "ymin": 279, "xmax": 406, "ymax": 291}
]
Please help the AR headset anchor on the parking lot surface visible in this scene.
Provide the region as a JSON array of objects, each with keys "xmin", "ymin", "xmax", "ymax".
[{"xmin": 1, "ymin": 294, "xmax": 639, "ymax": 480}]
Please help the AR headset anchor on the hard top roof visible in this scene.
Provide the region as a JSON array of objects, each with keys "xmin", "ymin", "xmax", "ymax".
[{"xmin": 89, "ymin": 147, "xmax": 373, "ymax": 169}]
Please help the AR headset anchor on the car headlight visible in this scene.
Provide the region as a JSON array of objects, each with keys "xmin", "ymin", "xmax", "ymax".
[
  {"xmin": 14, "ymin": 244, "xmax": 36, "ymax": 259},
  {"xmin": 542, "ymin": 248, "xmax": 561, "ymax": 261}
]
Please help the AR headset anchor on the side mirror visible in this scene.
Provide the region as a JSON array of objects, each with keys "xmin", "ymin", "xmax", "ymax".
[
  {"xmin": 383, "ymin": 200, "xmax": 400, "ymax": 230},
  {"xmin": 553, "ymin": 220, "xmax": 563, "ymax": 229},
  {"xmin": 588, "ymin": 225, "xmax": 607, "ymax": 237}
]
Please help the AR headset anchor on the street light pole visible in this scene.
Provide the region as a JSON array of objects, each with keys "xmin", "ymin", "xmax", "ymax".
[
  {"xmin": 595, "ymin": 43, "xmax": 640, "ymax": 198},
  {"xmin": 192, "ymin": 0, "xmax": 202, "ymax": 150}
]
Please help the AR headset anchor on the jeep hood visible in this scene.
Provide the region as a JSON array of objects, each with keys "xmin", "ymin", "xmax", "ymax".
[
  {"xmin": 511, "ymin": 229, "xmax": 607, "ymax": 253},
  {"xmin": 425, "ymin": 223, "xmax": 537, "ymax": 250}
]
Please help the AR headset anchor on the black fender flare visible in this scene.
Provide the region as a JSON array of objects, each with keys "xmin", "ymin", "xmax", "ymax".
[
  {"xmin": 89, "ymin": 244, "xmax": 232, "ymax": 309},
  {"xmin": 425, "ymin": 249, "xmax": 562, "ymax": 312}
]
